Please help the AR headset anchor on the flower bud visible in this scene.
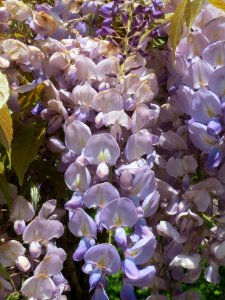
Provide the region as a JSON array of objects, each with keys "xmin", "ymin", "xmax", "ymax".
[
  {"xmin": 29, "ymin": 241, "xmax": 42, "ymax": 258},
  {"xmin": 15, "ymin": 256, "xmax": 31, "ymax": 272},
  {"xmin": 115, "ymin": 227, "xmax": 127, "ymax": 249},
  {"xmin": 96, "ymin": 162, "xmax": 109, "ymax": 180},
  {"xmin": 14, "ymin": 219, "xmax": 26, "ymax": 235}
]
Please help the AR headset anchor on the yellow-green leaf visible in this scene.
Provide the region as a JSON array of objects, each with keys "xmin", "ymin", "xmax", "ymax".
[
  {"xmin": 0, "ymin": 161, "xmax": 3, "ymax": 174},
  {"xmin": 139, "ymin": 13, "xmax": 173, "ymax": 44},
  {"xmin": 6, "ymin": 292, "xmax": 20, "ymax": 300},
  {"xmin": 11, "ymin": 122, "xmax": 45, "ymax": 185},
  {"xmin": 13, "ymin": 32, "xmax": 25, "ymax": 38},
  {"xmin": 0, "ymin": 173, "xmax": 11, "ymax": 205},
  {"xmin": 169, "ymin": 0, "xmax": 188, "ymax": 59},
  {"xmin": 0, "ymin": 71, "xmax": 9, "ymax": 109},
  {"xmin": 185, "ymin": 0, "xmax": 206, "ymax": 30},
  {"xmin": 0, "ymin": 105, "xmax": 13, "ymax": 150},
  {"xmin": 208, "ymin": 0, "xmax": 225, "ymax": 11},
  {"xmin": 0, "ymin": 263, "xmax": 15, "ymax": 290},
  {"xmin": 18, "ymin": 83, "xmax": 44, "ymax": 112}
]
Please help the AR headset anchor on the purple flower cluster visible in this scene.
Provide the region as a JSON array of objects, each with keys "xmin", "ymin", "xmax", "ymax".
[
  {"xmin": 0, "ymin": 189, "xmax": 68, "ymax": 299},
  {"xmin": 162, "ymin": 0, "xmax": 225, "ymax": 289},
  {"xmin": 1, "ymin": 1, "xmax": 225, "ymax": 300},
  {"xmin": 56, "ymin": 38, "xmax": 159, "ymax": 299}
]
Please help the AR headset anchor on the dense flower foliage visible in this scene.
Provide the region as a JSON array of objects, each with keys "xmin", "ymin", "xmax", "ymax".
[{"xmin": 1, "ymin": 0, "xmax": 225, "ymax": 300}]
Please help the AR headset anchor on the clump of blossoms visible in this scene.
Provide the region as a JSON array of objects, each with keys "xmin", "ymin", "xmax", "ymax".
[
  {"xmin": 159, "ymin": 0, "xmax": 225, "ymax": 295},
  {"xmin": 1, "ymin": 1, "xmax": 225, "ymax": 300}
]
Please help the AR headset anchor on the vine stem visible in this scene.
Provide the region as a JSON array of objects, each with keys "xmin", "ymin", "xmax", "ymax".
[
  {"xmin": 108, "ymin": 229, "xmax": 112, "ymax": 244},
  {"xmin": 119, "ymin": 0, "xmax": 134, "ymax": 81}
]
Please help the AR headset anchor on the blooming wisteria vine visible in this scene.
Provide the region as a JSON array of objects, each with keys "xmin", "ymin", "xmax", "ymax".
[{"xmin": 1, "ymin": 0, "xmax": 225, "ymax": 300}]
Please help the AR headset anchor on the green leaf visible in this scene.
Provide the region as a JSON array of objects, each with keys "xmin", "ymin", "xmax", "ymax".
[
  {"xmin": 0, "ymin": 263, "xmax": 12, "ymax": 282},
  {"xmin": 169, "ymin": 0, "xmax": 188, "ymax": 59},
  {"xmin": 11, "ymin": 122, "xmax": 45, "ymax": 185},
  {"xmin": 150, "ymin": 37, "xmax": 168, "ymax": 48},
  {"xmin": 0, "ymin": 262, "xmax": 15, "ymax": 290},
  {"xmin": 0, "ymin": 105, "xmax": 13, "ymax": 151},
  {"xmin": 6, "ymin": 292, "xmax": 20, "ymax": 300},
  {"xmin": 18, "ymin": 83, "xmax": 44, "ymax": 112},
  {"xmin": 208, "ymin": 0, "xmax": 225, "ymax": 11},
  {"xmin": 139, "ymin": 13, "xmax": 173, "ymax": 44},
  {"xmin": 185, "ymin": 0, "xmax": 206, "ymax": 30},
  {"xmin": 0, "ymin": 71, "xmax": 9, "ymax": 109},
  {"xmin": 0, "ymin": 161, "xmax": 4, "ymax": 174},
  {"xmin": 0, "ymin": 173, "xmax": 11, "ymax": 208}
]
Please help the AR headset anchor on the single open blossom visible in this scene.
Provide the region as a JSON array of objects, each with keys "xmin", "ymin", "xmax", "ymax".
[
  {"xmin": 124, "ymin": 130, "xmax": 159, "ymax": 162},
  {"xmin": 64, "ymin": 163, "xmax": 91, "ymax": 191},
  {"xmin": 0, "ymin": 240, "xmax": 25, "ymax": 267},
  {"xmin": 202, "ymin": 11, "xmax": 225, "ymax": 40},
  {"xmin": 130, "ymin": 167, "xmax": 156, "ymax": 199},
  {"xmin": 83, "ymin": 243, "xmax": 121, "ymax": 275},
  {"xmin": 96, "ymin": 57, "xmax": 120, "ymax": 82},
  {"xmin": 183, "ymin": 60, "xmax": 214, "ymax": 90},
  {"xmin": 202, "ymin": 40, "xmax": 225, "ymax": 67},
  {"xmin": 72, "ymin": 82, "xmax": 97, "ymax": 107},
  {"xmin": 92, "ymin": 89, "xmax": 123, "ymax": 113},
  {"xmin": 75, "ymin": 55, "xmax": 96, "ymax": 81},
  {"xmin": 64, "ymin": 120, "xmax": 92, "ymax": 154},
  {"xmin": 99, "ymin": 197, "xmax": 138, "ymax": 229},
  {"xmin": 83, "ymin": 182, "xmax": 120, "ymax": 209},
  {"xmin": 68, "ymin": 208, "xmax": 97, "ymax": 238},
  {"xmin": 131, "ymin": 104, "xmax": 160, "ymax": 133},
  {"xmin": 23, "ymin": 217, "xmax": 64, "ymax": 244},
  {"xmin": 189, "ymin": 89, "xmax": 221, "ymax": 124},
  {"xmin": 48, "ymin": 51, "xmax": 68, "ymax": 74},
  {"xmin": 83, "ymin": 133, "xmax": 120, "ymax": 165}
]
